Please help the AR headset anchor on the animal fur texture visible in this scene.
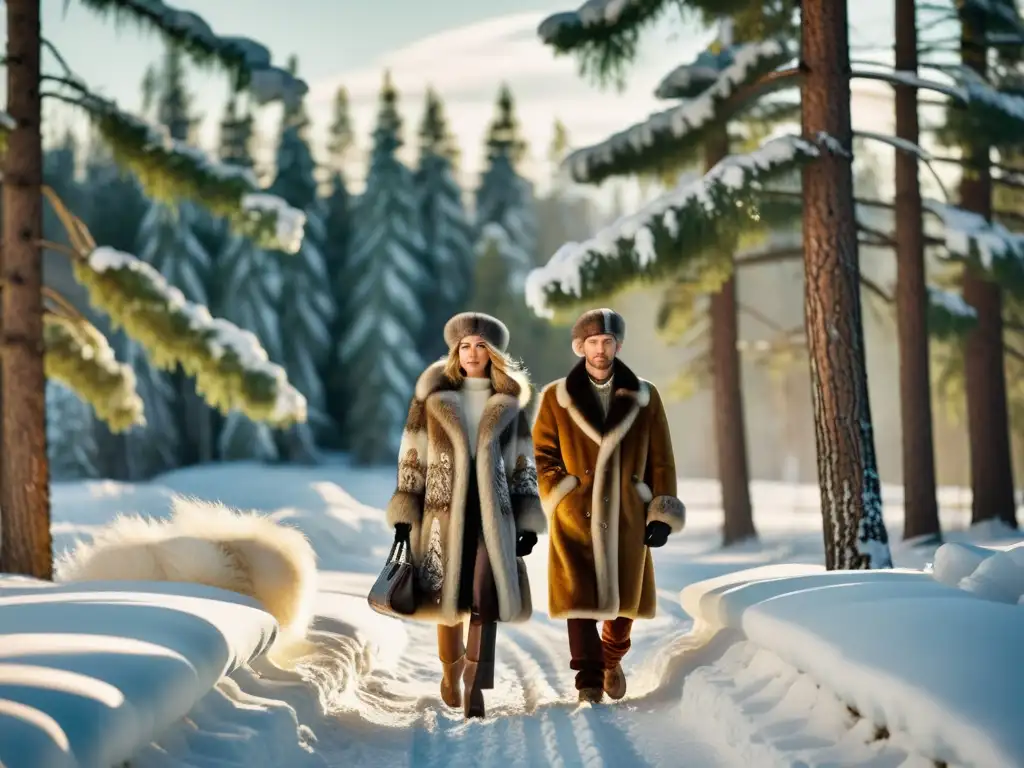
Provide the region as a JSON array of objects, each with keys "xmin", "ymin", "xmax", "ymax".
[
  {"xmin": 385, "ymin": 360, "xmax": 543, "ymax": 625},
  {"xmin": 533, "ymin": 357, "xmax": 683, "ymax": 620},
  {"xmin": 55, "ymin": 497, "xmax": 318, "ymax": 645}
]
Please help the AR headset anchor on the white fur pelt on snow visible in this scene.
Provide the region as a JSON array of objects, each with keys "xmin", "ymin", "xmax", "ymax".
[{"xmin": 56, "ymin": 497, "xmax": 318, "ymax": 646}]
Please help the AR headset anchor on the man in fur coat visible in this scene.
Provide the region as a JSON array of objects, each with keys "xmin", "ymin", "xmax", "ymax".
[{"xmin": 532, "ymin": 308, "xmax": 686, "ymax": 703}]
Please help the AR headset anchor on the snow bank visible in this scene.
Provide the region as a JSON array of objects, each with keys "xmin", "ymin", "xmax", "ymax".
[
  {"xmin": 681, "ymin": 566, "xmax": 1024, "ymax": 767},
  {"xmin": 0, "ymin": 578, "xmax": 277, "ymax": 768},
  {"xmin": 932, "ymin": 540, "xmax": 1024, "ymax": 604}
]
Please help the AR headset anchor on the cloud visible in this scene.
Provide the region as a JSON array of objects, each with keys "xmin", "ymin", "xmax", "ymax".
[
  {"xmin": 304, "ymin": 10, "xmax": 711, "ymax": 186},
  {"xmin": 297, "ymin": 7, "xmax": 899, "ymax": 195}
]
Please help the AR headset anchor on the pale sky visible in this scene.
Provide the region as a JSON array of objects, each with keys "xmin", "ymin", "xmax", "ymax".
[{"xmin": 4, "ymin": 0, "xmax": 896, "ymax": 196}]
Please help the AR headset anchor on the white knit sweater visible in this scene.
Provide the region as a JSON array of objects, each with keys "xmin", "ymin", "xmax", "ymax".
[{"xmin": 460, "ymin": 376, "xmax": 492, "ymax": 458}]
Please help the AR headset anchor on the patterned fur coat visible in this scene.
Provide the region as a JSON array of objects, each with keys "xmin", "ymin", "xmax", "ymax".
[{"xmin": 385, "ymin": 361, "xmax": 546, "ymax": 625}]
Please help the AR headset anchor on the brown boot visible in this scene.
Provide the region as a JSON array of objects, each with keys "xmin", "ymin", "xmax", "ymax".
[
  {"xmin": 462, "ymin": 660, "xmax": 486, "ymax": 718},
  {"xmin": 603, "ymin": 663, "xmax": 626, "ymax": 700},
  {"xmin": 578, "ymin": 686, "xmax": 604, "ymax": 704},
  {"xmin": 463, "ymin": 620, "xmax": 496, "ymax": 720},
  {"xmin": 441, "ymin": 657, "xmax": 464, "ymax": 708},
  {"xmin": 437, "ymin": 623, "xmax": 466, "ymax": 709}
]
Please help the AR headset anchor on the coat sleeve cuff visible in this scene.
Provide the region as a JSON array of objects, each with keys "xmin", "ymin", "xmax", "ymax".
[
  {"xmin": 647, "ymin": 495, "xmax": 685, "ymax": 534},
  {"xmin": 513, "ymin": 494, "xmax": 547, "ymax": 535},
  {"xmin": 386, "ymin": 490, "xmax": 423, "ymax": 528}
]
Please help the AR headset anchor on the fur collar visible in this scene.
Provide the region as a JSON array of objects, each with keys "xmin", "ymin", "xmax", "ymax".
[
  {"xmin": 415, "ymin": 360, "xmax": 532, "ymax": 409},
  {"xmin": 557, "ymin": 358, "xmax": 650, "ymax": 437}
]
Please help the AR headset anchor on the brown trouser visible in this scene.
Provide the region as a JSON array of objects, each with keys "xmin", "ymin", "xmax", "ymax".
[
  {"xmin": 566, "ymin": 617, "xmax": 634, "ymax": 690},
  {"xmin": 436, "ymin": 478, "xmax": 499, "ymax": 690}
]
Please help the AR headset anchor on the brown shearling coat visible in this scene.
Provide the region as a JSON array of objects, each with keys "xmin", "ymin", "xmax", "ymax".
[
  {"xmin": 385, "ymin": 362, "xmax": 546, "ymax": 626},
  {"xmin": 532, "ymin": 359, "xmax": 685, "ymax": 620}
]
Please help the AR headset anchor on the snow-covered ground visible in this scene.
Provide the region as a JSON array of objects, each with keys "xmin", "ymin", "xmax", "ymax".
[{"xmin": 16, "ymin": 461, "xmax": 1024, "ymax": 766}]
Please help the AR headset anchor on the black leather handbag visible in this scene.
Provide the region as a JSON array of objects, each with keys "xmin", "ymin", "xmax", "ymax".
[{"xmin": 367, "ymin": 529, "xmax": 417, "ymax": 618}]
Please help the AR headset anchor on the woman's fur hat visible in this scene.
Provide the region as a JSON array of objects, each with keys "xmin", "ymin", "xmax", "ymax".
[{"xmin": 443, "ymin": 312, "xmax": 510, "ymax": 353}]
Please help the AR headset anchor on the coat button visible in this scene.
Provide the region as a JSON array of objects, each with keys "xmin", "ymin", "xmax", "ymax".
[
  {"xmin": 603, "ymin": 497, "xmax": 609, "ymax": 503},
  {"xmin": 585, "ymin": 469, "xmax": 591, "ymax": 475},
  {"xmin": 631, "ymin": 474, "xmax": 638, "ymax": 482},
  {"xmin": 600, "ymin": 522, "xmax": 608, "ymax": 530},
  {"xmin": 584, "ymin": 511, "xmax": 591, "ymax": 518}
]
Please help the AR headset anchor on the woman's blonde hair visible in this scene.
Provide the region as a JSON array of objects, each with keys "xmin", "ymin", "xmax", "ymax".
[{"xmin": 443, "ymin": 338, "xmax": 524, "ymax": 392}]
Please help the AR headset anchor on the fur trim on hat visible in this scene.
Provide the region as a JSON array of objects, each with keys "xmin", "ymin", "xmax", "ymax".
[
  {"xmin": 443, "ymin": 312, "xmax": 511, "ymax": 353},
  {"xmin": 571, "ymin": 308, "xmax": 626, "ymax": 356}
]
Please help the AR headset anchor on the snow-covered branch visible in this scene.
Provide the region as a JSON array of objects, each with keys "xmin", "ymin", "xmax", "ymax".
[
  {"xmin": 539, "ymin": 0, "xmax": 670, "ymax": 48},
  {"xmin": 925, "ymin": 200, "xmax": 1024, "ymax": 272},
  {"xmin": 76, "ymin": 0, "xmax": 306, "ymax": 105},
  {"xmin": 564, "ymin": 39, "xmax": 793, "ymax": 184},
  {"xmin": 52, "ymin": 91, "xmax": 305, "ymax": 252},
  {"xmin": 43, "ymin": 313, "xmax": 145, "ymax": 433},
  {"xmin": 73, "ymin": 245, "xmax": 307, "ymax": 427},
  {"xmin": 526, "ymin": 134, "xmax": 819, "ymax": 317}
]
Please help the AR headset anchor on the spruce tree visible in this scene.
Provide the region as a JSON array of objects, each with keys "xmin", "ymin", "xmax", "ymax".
[
  {"xmin": 341, "ymin": 72, "xmax": 428, "ymax": 464},
  {"xmin": 1, "ymin": 0, "xmax": 309, "ymax": 577},
  {"xmin": 134, "ymin": 46, "xmax": 213, "ymax": 468},
  {"xmin": 46, "ymin": 380, "xmax": 99, "ymax": 481},
  {"xmin": 474, "ymin": 84, "xmax": 538, "ymax": 286},
  {"xmin": 268, "ymin": 59, "xmax": 335, "ymax": 460},
  {"xmin": 323, "ymin": 87, "xmax": 356, "ymax": 447},
  {"xmin": 416, "ymin": 87, "xmax": 474, "ymax": 360},
  {"xmin": 214, "ymin": 97, "xmax": 280, "ymax": 462}
]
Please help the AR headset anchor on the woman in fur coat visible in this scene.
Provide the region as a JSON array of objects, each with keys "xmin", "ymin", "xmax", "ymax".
[{"xmin": 385, "ymin": 312, "xmax": 546, "ymax": 719}]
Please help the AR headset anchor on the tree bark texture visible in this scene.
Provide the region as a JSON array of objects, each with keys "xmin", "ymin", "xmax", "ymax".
[
  {"xmin": 894, "ymin": 0, "xmax": 942, "ymax": 542},
  {"xmin": 800, "ymin": 0, "xmax": 892, "ymax": 569},
  {"xmin": 958, "ymin": 8, "xmax": 1018, "ymax": 529},
  {"xmin": 1, "ymin": 0, "xmax": 53, "ymax": 578},
  {"xmin": 704, "ymin": 127, "xmax": 757, "ymax": 546}
]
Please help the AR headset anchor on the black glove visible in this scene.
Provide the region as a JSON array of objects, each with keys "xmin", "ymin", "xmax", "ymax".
[
  {"xmin": 516, "ymin": 531, "xmax": 538, "ymax": 557},
  {"xmin": 394, "ymin": 522, "xmax": 412, "ymax": 541},
  {"xmin": 644, "ymin": 521, "xmax": 670, "ymax": 548}
]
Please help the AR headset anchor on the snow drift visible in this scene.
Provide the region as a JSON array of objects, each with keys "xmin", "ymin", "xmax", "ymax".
[
  {"xmin": 681, "ymin": 562, "xmax": 1024, "ymax": 767},
  {"xmin": 55, "ymin": 496, "xmax": 319, "ymax": 646},
  {"xmin": 0, "ymin": 577, "xmax": 278, "ymax": 768}
]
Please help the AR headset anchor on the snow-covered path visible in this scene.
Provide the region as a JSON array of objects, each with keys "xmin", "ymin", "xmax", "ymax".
[{"xmin": 49, "ymin": 461, "xmax": 1017, "ymax": 767}]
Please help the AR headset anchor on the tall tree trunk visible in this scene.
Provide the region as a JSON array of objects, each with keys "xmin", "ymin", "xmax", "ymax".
[
  {"xmin": 705, "ymin": 128, "xmax": 757, "ymax": 546},
  {"xmin": 1, "ymin": 0, "xmax": 52, "ymax": 578},
  {"xmin": 894, "ymin": 0, "xmax": 942, "ymax": 542},
  {"xmin": 800, "ymin": 0, "xmax": 892, "ymax": 569},
  {"xmin": 959, "ymin": 8, "xmax": 1018, "ymax": 529}
]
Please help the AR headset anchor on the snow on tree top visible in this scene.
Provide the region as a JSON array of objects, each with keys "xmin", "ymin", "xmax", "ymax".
[
  {"xmin": 526, "ymin": 134, "xmax": 818, "ymax": 317},
  {"xmin": 564, "ymin": 39, "xmax": 789, "ymax": 184},
  {"xmin": 86, "ymin": 245, "xmax": 308, "ymax": 425}
]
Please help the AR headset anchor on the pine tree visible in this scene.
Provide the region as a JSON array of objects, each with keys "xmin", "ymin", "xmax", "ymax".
[
  {"xmin": 0, "ymin": 0, "xmax": 308, "ymax": 577},
  {"xmin": 46, "ymin": 380, "xmax": 99, "ymax": 481},
  {"xmin": 214, "ymin": 97, "xmax": 280, "ymax": 463},
  {"xmin": 323, "ymin": 87, "xmax": 356, "ymax": 447},
  {"xmin": 134, "ymin": 46, "xmax": 214, "ymax": 468},
  {"xmin": 475, "ymin": 84, "xmax": 538, "ymax": 287},
  {"xmin": 268, "ymin": 60, "xmax": 335, "ymax": 460},
  {"xmin": 416, "ymin": 87, "xmax": 474, "ymax": 360},
  {"xmin": 341, "ymin": 72, "xmax": 428, "ymax": 464},
  {"xmin": 529, "ymin": 0, "xmax": 893, "ymax": 567}
]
